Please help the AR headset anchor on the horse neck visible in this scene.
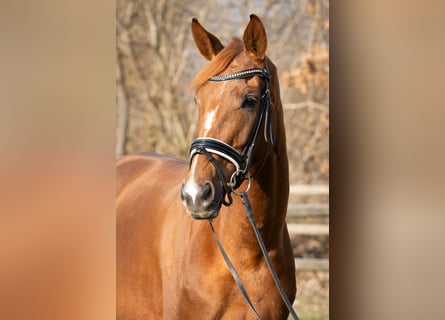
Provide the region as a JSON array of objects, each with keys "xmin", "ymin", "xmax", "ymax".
[
  {"xmin": 218, "ymin": 103, "xmax": 289, "ymax": 250},
  {"xmin": 250, "ymin": 122, "xmax": 290, "ymax": 238}
]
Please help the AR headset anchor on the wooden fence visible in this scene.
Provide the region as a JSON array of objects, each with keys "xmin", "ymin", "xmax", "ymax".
[{"xmin": 287, "ymin": 184, "xmax": 329, "ymax": 271}]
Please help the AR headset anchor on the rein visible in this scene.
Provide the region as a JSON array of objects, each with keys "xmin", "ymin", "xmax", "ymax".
[
  {"xmin": 209, "ymin": 191, "xmax": 299, "ymax": 320},
  {"xmin": 189, "ymin": 68, "xmax": 299, "ymax": 319}
]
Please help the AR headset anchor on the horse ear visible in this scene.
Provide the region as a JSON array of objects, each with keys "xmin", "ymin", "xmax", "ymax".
[
  {"xmin": 191, "ymin": 18, "xmax": 224, "ymax": 61},
  {"xmin": 243, "ymin": 14, "xmax": 267, "ymax": 63}
]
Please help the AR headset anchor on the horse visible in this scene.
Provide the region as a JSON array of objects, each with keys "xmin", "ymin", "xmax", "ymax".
[{"xmin": 117, "ymin": 14, "xmax": 296, "ymax": 319}]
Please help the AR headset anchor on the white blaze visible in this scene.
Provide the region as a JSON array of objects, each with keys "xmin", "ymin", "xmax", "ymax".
[
  {"xmin": 184, "ymin": 82, "xmax": 227, "ymax": 205},
  {"xmin": 183, "ymin": 157, "xmax": 200, "ymax": 204},
  {"xmin": 203, "ymin": 110, "xmax": 216, "ymax": 136},
  {"xmin": 202, "ymin": 82, "xmax": 226, "ymax": 136}
]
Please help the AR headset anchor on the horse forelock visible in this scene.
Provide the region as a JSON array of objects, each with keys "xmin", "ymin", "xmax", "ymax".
[
  {"xmin": 190, "ymin": 38, "xmax": 244, "ymax": 91},
  {"xmin": 190, "ymin": 38, "xmax": 280, "ymax": 108},
  {"xmin": 190, "ymin": 36, "xmax": 284, "ymax": 151}
]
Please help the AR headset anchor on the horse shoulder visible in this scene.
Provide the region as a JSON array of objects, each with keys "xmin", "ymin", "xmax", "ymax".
[
  {"xmin": 116, "ymin": 153, "xmax": 186, "ymax": 196},
  {"xmin": 116, "ymin": 154, "xmax": 149, "ymax": 197},
  {"xmin": 116, "ymin": 153, "xmax": 189, "ymax": 319}
]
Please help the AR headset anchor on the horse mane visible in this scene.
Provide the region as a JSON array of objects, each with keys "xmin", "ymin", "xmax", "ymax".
[{"xmin": 190, "ymin": 38, "xmax": 244, "ymax": 91}]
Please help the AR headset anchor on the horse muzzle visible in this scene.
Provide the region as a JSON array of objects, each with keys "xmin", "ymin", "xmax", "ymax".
[{"xmin": 180, "ymin": 179, "xmax": 223, "ymax": 219}]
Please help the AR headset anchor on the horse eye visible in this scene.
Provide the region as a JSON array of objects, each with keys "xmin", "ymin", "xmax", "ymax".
[{"xmin": 241, "ymin": 96, "xmax": 258, "ymax": 109}]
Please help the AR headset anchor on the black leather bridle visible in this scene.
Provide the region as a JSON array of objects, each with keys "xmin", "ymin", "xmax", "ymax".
[{"xmin": 189, "ymin": 68, "xmax": 275, "ymax": 204}]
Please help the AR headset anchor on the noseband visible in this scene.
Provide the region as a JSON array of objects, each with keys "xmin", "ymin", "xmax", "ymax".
[{"xmin": 189, "ymin": 68, "xmax": 274, "ymax": 204}]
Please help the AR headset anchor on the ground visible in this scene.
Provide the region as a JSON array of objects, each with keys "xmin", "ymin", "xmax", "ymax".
[{"xmin": 292, "ymin": 235, "xmax": 329, "ymax": 320}]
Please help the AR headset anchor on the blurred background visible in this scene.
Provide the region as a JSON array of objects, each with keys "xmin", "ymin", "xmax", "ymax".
[
  {"xmin": 3, "ymin": 1, "xmax": 445, "ymax": 320},
  {"xmin": 116, "ymin": 1, "xmax": 329, "ymax": 319},
  {"xmin": 116, "ymin": 0, "xmax": 329, "ymax": 186}
]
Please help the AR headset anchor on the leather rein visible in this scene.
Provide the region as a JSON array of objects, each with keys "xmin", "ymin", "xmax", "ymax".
[{"xmin": 188, "ymin": 68, "xmax": 299, "ymax": 320}]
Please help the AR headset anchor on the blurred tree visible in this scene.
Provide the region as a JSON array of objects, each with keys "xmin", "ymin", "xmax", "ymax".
[{"xmin": 116, "ymin": 0, "xmax": 205, "ymax": 157}]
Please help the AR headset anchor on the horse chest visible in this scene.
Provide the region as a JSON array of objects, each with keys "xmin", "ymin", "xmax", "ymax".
[{"xmin": 169, "ymin": 244, "xmax": 287, "ymax": 319}]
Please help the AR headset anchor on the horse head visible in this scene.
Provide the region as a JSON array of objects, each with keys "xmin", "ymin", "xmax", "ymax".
[{"xmin": 181, "ymin": 15, "xmax": 276, "ymax": 219}]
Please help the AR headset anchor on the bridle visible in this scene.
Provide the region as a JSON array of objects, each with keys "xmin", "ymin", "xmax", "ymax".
[
  {"xmin": 187, "ymin": 68, "xmax": 300, "ymax": 320},
  {"xmin": 189, "ymin": 67, "xmax": 274, "ymax": 203}
]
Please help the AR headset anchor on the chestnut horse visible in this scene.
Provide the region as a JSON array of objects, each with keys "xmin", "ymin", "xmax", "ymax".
[{"xmin": 117, "ymin": 15, "xmax": 296, "ymax": 319}]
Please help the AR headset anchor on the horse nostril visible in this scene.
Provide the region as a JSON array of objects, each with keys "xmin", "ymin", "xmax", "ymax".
[
  {"xmin": 181, "ymin": 183, "xmax": 193, "ymax": 207},
  {"xmin": 180, "ymin": 183, "xmax": 186, "ymax": 201},
  {"xmin": 201, "ymin": 182, "xmax": 214, "ymax": 203}
]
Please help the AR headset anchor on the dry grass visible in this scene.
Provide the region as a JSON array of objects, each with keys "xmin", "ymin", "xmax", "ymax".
[{"xmin": 292, "ymin": 271, "xmax": 329, "ymax": 320}]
